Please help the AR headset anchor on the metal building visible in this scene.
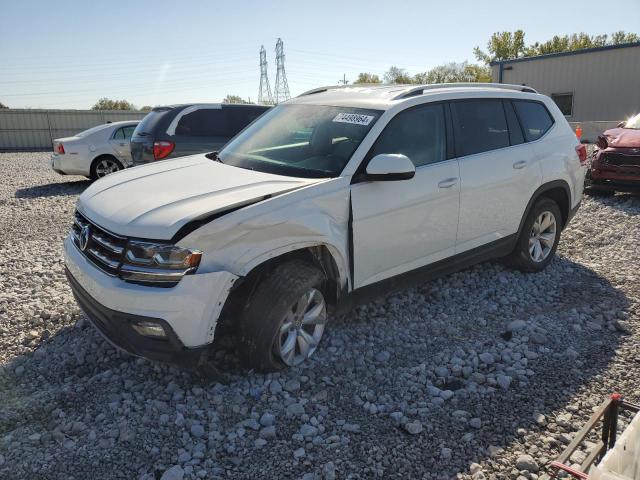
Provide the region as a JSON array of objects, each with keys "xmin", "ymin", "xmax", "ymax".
[{"xmin": 491, "ymin": 42, "xmax": 640, "ymax": 141}]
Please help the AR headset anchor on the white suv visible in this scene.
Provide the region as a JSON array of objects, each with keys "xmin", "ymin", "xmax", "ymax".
[{"xmin": 64, "ymin": 84, "xmax": 587, "ymax": 371}]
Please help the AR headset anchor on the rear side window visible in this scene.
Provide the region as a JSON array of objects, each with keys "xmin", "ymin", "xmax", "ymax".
[
  {"xmin": 451, "ymin": 100, "xmax": 509, "ymax": 157},
  {"xmin": 122, "ymin": 125, "xmax": 136, "ymax": 139},
  {"xmin": 228, "ymin": 107, "xmax": 267, "ymax": 135},
  {"xmin": 134, "ymin": 108, "xmax": 171, "ymax": 136},
  {"xmin": 113, "ymin": 128, "xmax": 125, "ymax": 140},
  {"xmin": 368, "ymin": 104, "xmax": 446, "ymax": 167},
  {"xmin": 513, "ymin": 101, "xmax": 554, "ymax": 142},
  {"xmin": 175, "ymin": 108, "xmax": 229, "ymax": 137}
]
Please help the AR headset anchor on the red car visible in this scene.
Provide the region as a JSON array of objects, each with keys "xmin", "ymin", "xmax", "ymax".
[{"xmin": 586, "ymin": 113, "xmax": 640, "ymax": 195}]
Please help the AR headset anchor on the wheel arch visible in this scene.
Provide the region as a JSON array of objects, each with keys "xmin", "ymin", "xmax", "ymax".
[{"xmin": 517, "ymin": 180, "xmax": 571, "ymax": 235}]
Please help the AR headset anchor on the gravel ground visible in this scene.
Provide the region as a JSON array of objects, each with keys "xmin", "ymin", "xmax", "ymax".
[{"xmin": 1, "ymin": 152, "xmax": 639, "ymax": 480}]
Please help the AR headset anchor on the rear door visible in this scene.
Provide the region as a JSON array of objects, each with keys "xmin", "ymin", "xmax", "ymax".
[
  {"xmin": 108, "ymin": 125, "xmax": 136, "ymax": 165},
  {"xmin": 351, "ymin": 103, "xmax": 460, "ymax": 288},
  {"xmin": 453, "ymin": 99, "xmax": 541, "ymax": 253}
]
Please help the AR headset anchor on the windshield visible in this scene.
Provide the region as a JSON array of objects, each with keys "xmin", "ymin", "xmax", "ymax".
[
  {"xmin": 218, "ymin": 104, "xmax": 382, "ymax": 178},
  {"xmin": 624, "ymin": 113, "xmax": 640, "ymax": 129}
]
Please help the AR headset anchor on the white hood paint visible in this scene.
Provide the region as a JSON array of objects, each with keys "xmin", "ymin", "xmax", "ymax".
[{"xmin": 77, "ymin": 154, "xmax": 321, "ymax": 239}]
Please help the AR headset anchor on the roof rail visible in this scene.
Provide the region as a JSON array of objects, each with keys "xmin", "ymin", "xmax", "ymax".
[
  {"xmin": 298, "ymin": 85, "xmax": 346, "ymax": 97},
  {"xmin": 392, "ymin": 83, "xmax": 537, "ymax": 100}
]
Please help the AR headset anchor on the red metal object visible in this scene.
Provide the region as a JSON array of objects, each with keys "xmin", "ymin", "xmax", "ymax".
[
  {"xmin": 549, "ymin": 394, "xmax": 640, "ymax": 480},
  {"xmin": 575, "ymin": 145, "xmax": 587, "ymax": 165}
]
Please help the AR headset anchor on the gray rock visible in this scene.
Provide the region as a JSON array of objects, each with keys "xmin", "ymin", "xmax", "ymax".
[
  {"xmin": 375, "ymin": 351, "xmax": 391, "ymax": 363},
  {"xmin": 469, "ymin": 418, "xmax": 482, "ymax": 429},
  {"xmin": 403, "ymin": 420, "xmax": 423, "ymax": 435},
  {"xmin": 323, "ymin": 462, "xmax": 336, "ymax": 480},
  {"xmin": 260, "ymin": 412, "xmax": 275, "ymax": 427},
  {"xmin": 259, "ymin": 426, "xmax": 276, "ymax": 439},
  {"xmin": 516, "ymin": 454, "xmax": 539, "ymax": 472},
  {"xmin": 293, "ymin": 447, "xmax": 306, "ymax": 459},
  {"xmin": 479, "ymin": 352, "xmax": 495, "ymax": 364},
  {"xmin": 497, "ymin": 375, "xmax": 512, "ymax": 390},
  {"xmin": 508, "ymin": 320, "xmax": 527, "ymax": 332},
  {"xmin": 190, "ymin": 424, "xmax": 205, "ymax": 438},
  {"xmin": 286, "ymin": 403, "xmax": 305, "ymax": 415},
  {"xmin": 160, "ymin": 466, "xmax": 184, "ymax": 480},
  {"xmin": 441, "ymin": 447, "xmax": 452, "ymax": 460}
]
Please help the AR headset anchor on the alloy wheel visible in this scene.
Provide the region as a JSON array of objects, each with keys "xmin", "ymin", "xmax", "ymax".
[
  {"xmin": 95, "ymin": 159, "xmax": 120, "ymax": 178},
  {"xmin": 528, "ymin": 210, "xmax": 557, "ymax": 262},
  {"xmin": 276, "ymin": 287, "xmax": 327, "ymax": 366}
]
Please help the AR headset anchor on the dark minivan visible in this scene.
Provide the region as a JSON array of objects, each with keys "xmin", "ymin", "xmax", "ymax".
[{"xmin": 130, "ymin": 103, "xmax": 270, "ymax": 165}]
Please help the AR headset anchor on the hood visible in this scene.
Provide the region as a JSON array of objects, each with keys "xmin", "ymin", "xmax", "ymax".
[
  {"xmin": 603, "ymin": 127, "xmax": 640, "ymax": 148},
  {"xmin": 78, "ymin": 154, "xmax": 321, "ymax": 239}
]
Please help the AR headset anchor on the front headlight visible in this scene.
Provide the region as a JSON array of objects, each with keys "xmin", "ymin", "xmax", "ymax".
[{"xmin": 120, "ymin": 241, "xmax": 202, "ymax": 285}]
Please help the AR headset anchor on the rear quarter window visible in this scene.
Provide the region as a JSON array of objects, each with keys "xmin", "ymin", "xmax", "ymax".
[
  {"xmin": 513, "ymin": 101, "xmax": 554, "ymax": 142},
  {"xmin": 175, "ymin": 108, "xmax": 230, "ymax": 137}
]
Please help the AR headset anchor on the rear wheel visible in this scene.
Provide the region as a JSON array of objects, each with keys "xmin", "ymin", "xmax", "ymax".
[
  {"xmin": 506, "ymin": 197, "xmax": 562, "ymax": 272},
  {"xmin": 90, "ymin": 156, "xmax": 122, "ymax": 180},
  {"xmin": 238, "ymin": 261, "xmax": 328, "ymax": 371}
]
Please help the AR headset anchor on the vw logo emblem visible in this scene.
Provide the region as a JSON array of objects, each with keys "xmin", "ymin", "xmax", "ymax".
[{"xmin": 79, "ymin": 225, "xmax": 91, "ymax": 251}]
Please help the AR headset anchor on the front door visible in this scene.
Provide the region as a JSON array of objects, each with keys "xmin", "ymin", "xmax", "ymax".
[{"xmin": 351, "ymin": 103, "xmax": 460, "ymax": 288}]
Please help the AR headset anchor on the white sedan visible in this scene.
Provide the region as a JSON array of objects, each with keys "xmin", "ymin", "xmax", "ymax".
[{"xmin": 51, "ymin": 120, "xmax": 139, "ymax": 179}]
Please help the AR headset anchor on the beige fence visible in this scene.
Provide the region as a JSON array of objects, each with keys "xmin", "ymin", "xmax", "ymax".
[{"xmin": 0, "ymin": 109, "xmax": 147, "ymax": 151}]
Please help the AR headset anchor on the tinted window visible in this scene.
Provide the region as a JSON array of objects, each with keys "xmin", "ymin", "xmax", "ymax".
[
  {"xmin": 551, "ymin": 93, "xmax": 573, "ymax": 116},
  {"xmin": 228, "ymin": 107, "xmax": 268, "ymax": 134},
  {"xmin": 122, "ymin": 126, "xmax": 136, "ymax": 139},
  {"xmin": 513, "ymin": 101, "xmax": 554, "ymax": 142},
  {"xmin": 504, "ymin": 101, "xmax": 524, "ymax": 145},
  {"xmin": 368, "ymin": 104, "xmax": 446, "ymax": 167},
  {"xmin": 175, "ymin": 108, "xmax": 229, "ymax": 137},
  {"xmin": 451, "ymin": 100, "xmax": 509, "ymax": 156},
  {"xmin": 113, "ymin": 128, "xmax": 125, "ymax": 140},
  {"xmin": 133, "ymin": 108, "xmax": 172, "ymax": 136}
]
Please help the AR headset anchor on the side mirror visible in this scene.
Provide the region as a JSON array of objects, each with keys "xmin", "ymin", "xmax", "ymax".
[{"xmin": 365, "ymin": 154, "xmax": 415, "ymax": 181}]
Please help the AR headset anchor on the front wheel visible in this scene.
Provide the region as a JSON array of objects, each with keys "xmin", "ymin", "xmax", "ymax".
[
  {"xmin": 238, "ymin": 261, "xmax": 328, "ymax": 371},
  {"xmin": 506, "ymin": 197, "xmax": 562, "ymax": 272}
]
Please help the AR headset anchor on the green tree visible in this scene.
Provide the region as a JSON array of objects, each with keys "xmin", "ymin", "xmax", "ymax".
[
  {"xmin": 139, "ymin": 105, "xmax": 153, "ymax": 112},
  {"xmin": 476, "ymin": 30, "xmax": 639, "ymax": 63},
  {"xmin": 92, "ymin": 98, "xmax": 136, "ymax": 110},
  {"xmin": 413, "ymin": 62, "xmax": 491, "ymax": 84},
  {"xmin": 474, "ymin": 30, "xmax": 526, "ymax": 64},
  {"xmin": 0, "ymin": 101, "xmax": 8, "ymax": 109},
  {"xmin": 223, "ymin": 94, "xmax": 250, "ymax": 104},
  {"xmin": 383, "ymin": 66, "xmax": 414, "ymax": 84},
  {"xmin": 355, "ymin": 72, "xmax": 382, "ymax": 84}
]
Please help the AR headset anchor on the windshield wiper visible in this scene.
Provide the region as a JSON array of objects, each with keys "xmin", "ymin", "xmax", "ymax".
[{"xmin": 205, "ymin": 151, "xmax": 222, "ymax": 162}]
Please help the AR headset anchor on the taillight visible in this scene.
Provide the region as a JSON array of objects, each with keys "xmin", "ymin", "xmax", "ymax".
[
  {"xmin": 56, "ymin": 143, "xmax": 65, "ymax": 154},
  {"xmin": 575, "ymin": 144, "xmax": 587, "ymax": 165},
  {"xmin": 153, "ymin": 141, "xmax": 175, "ymax": 160}
]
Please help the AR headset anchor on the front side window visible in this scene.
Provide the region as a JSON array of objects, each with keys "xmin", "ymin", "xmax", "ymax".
[
  {"xmin": 551, "ymin": 93, "xmax": 573, "ymax": 116},
  {"xmin": 514, "ymin": 101, "xmax": 554, "ymax": 142},
  {"xmin": 367, "ymin": 104, "xmax": 446, "ymax": 167},
  {"xmin": 175, "ymin": 109, "xmax": 229, "ymax": 137},
  {"xmin": 451, "ymin": 100, "xmax": 509, "ymax": 157},
  {"xmin": 219, "ymin": 105, "xmax": 381, "ymax": 178}
]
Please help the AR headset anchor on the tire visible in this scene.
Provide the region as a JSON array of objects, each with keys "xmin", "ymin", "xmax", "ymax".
[
  {"xmin": 506, "ymin": 197, "xmax": 562, "ymax": 273},
  {"xmin": 90, "ymin": 156, "xmax": 123, "ymax": 180},
  {"xmin": 238, "ymin": 260, "xmax": 328, "ymax": 372}
]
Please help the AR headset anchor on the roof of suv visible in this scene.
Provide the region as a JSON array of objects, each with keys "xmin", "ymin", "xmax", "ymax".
[{"xmin": 289, "ymin": 83, "xmax": 539, "ymax": 110}]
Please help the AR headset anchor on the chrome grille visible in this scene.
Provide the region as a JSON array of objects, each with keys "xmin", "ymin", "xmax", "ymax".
[{"xmin": 71, "ymin": 212, "xmax": 127, "ymax": 275}]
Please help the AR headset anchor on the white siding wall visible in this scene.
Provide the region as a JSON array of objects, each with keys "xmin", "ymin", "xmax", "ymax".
[
  {"xmin": 491, "ymin": 45, "xmax": 640, "ymax": 123},
  {"xmin": 0, "ymin": 109, "xmax": 147, "ymax": 151}
]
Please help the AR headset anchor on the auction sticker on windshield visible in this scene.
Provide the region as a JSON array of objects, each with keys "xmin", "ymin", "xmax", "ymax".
[{"xmin": 332, "ymin": 112, "xmax": 375, "ymax": 126}]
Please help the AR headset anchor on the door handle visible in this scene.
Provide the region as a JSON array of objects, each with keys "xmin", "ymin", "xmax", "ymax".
[
  {"xmin": 438, "ymin": 178, "xmax": 458, "ymax": 188},
  {"xmin": 513, "ymin": 160, "xmax": 527, "ymax": 169}
]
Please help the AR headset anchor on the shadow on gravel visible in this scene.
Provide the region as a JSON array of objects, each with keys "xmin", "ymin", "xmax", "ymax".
[
  {"xmin": 0, "ymin": 255, "xmax": 632, "ymax": 479},
  {"xmin": 15, "ymin": 179, "xmax": 91, "ymax": 198}
]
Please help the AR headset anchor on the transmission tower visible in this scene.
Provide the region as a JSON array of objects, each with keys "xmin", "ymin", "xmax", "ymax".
[
  {"xmin": 258, "ymin": 46, "xmax": 274, "ymax": 105},
  {"xmin": 274, "ymin": 38, "xmax": 291, "ymax": 104}
]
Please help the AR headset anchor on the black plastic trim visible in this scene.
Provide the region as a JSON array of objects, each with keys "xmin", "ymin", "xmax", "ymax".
[
  {"xmin": 66, "ymin": 268, "xmax": 207, "ymax": 367},
  {"xmin": 516, "ymin": 180, "xmax": 572, "ymax": 234},
  {"xmin": 337, "ymin": 234, "xmax": 517, "ymax": 313}
]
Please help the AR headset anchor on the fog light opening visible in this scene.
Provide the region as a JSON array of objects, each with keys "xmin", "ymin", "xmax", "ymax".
[{"xmin": 131, "ymin": 321, "xmax": 167, "ymax": 338}]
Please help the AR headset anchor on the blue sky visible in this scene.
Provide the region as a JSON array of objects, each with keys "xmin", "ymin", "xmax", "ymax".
[{"xmin": 1, "ymin": 0, "xmax": 639, "ymax": 109}]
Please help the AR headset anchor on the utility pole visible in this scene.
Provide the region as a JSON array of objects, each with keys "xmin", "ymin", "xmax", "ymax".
[
  {"xmin": 274, "ymin": 38, "xmax": 291, "ymax": 104},
  {"xmin": 258, "ymin": 45, "xmax": 274, "ymax": 105},
  {"xmin": 338, "ymin": 74, "xmax": 349, "ymax": 85}
]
